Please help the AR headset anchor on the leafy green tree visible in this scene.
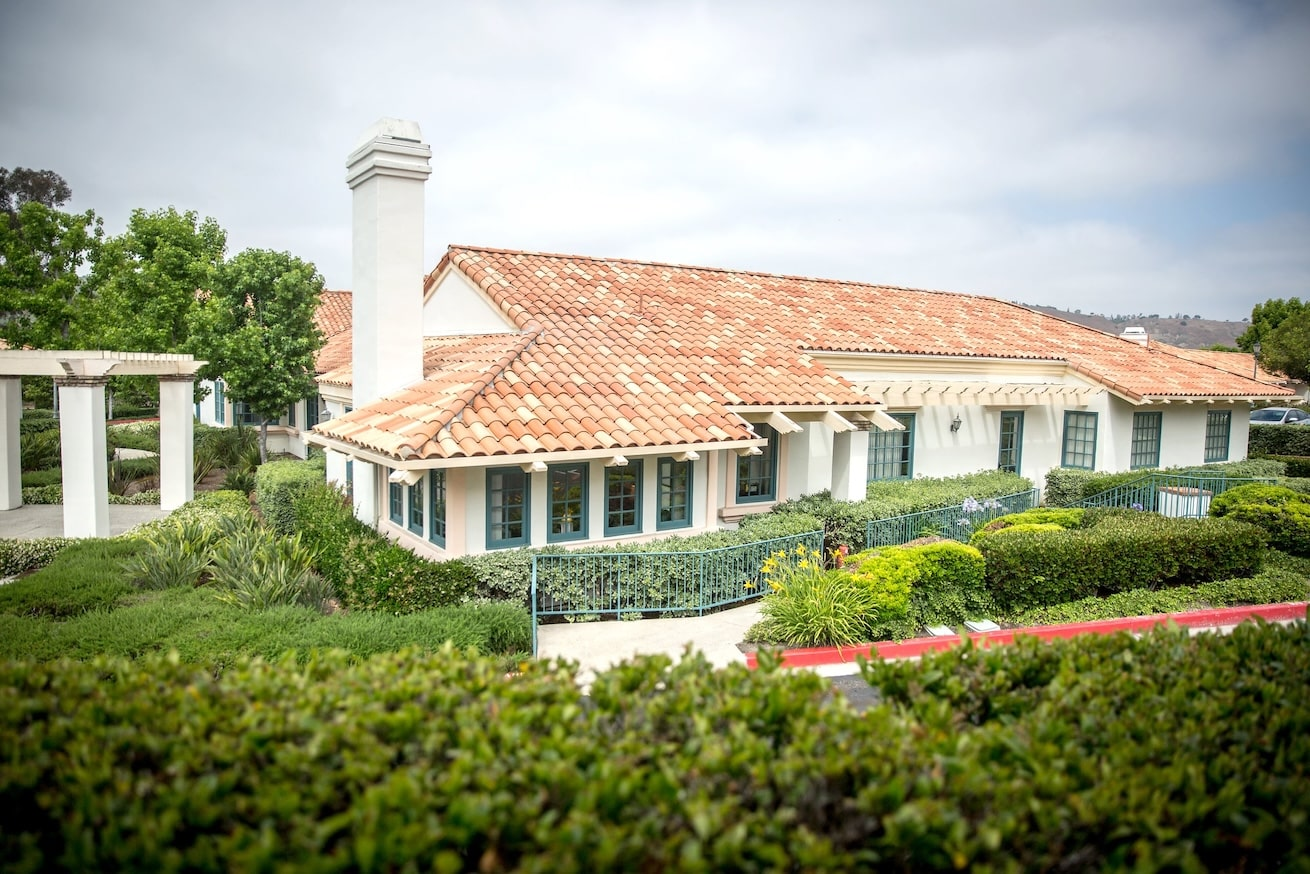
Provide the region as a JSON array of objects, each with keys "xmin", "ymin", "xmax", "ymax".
[
  {"xmin": 0, "ymin": 167, "xmax": 71, "ymax": 216},
  {"xmin": 0, "ymin": 201, "xmax": 103, "ymax": 348},
  {"xmin": 190, "ymin": 249, "xmax": 324, "ymax": 462},
  {"xmin": 1256, "ymin": 308, "xmax": 1310, "ymax": 385},
  {"xmin": 1235, "ymin": 298, "xmax": 1306, "ymax": 352}
]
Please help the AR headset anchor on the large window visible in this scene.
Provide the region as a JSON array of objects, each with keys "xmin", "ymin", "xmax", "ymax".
[
  {"xmin": 1205, "ymin": 411, "xmax": 1231, "ymax": 463},
  {"xmin": 548, "ymin": 463, "xmax": 588, "ymax": 543},
  {"xmin": 657, "ymin": 456, "xmax": 693, "ymax": 530},
  {"xmin": 428, "ymin": 469, "xmax": 447, "ymax": 548},
  {"xmin": 736, "ymin": 424, "xmax": 778, "ymax": 502},
  {"xmin": 604, "ymin": 460, "xmax": 642, "ymax": 536},
  {"xmin": 233, "ymin": 402, "xmax": 260, "ymax": 427},
  {"xmin": 213, "ymin": 380, "xmax": 225, "ymax": 425},
  {"xmin": 487, "ymin": 467, "xmax": 530, "ymax": 549},
  {"xmin": 305, "ymin": 393, "xmax": 320, "ymax": 429},
  {"xmin": 407, "ymin": 478, "xmax": 424, "ymax": 535},
  {"xmin": 1061, "ymin": 411, "xmax": 1098, "ymax": 470},
  {"xmin": 868, "ymin": 414, "xmax": 915, "ymax": 481},
  {"xmin": 1131, "ymin": 411, "xmax": 1162, "ymax": 469},
  {"xmin": 388, "ymin": 479, "xmax": 403, "ymax": 525},
  {"xmin": 997, "ymin": 411, "xmax": 1023, "ymax": 474}
]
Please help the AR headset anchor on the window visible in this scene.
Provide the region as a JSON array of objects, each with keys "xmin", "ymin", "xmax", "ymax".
[
  {"xmin": 344, "ymin": 458, "xmax": 354, "ymax": 502},
  {"xmin": 233, "ymin": 402, "xmax": 260, "ymax": 427},
  {"xmin": 1061, "ymin": 411, "xmax": 1098, "ymax": 470},
  {"xmin": 213, "ymin": 380, "xmax": 225, "ymax": 425},
  {"xmin": 487, "ymin": 467, "xmax": 530, "ymax": 548},
  {"xmin": 428, "ymin": 469, "xmax": 447, "ymax": 548},
  {"xmin": 868, "ymin": 414, "xmax": 915, "ymax": 481},
  {"xmin": 736, "ymin": 424, "xmax": 778, "ymax": 502},
  {"xmin": 1131, "ymin": 411, "xmax": 1162, "ymax": 469},
  {"xmin": 305, "ymin": 393, "xmax": 321, "ymax": 428},
  {"xmin": 657, "ymin": 456, "xmax": 693, "ymax": 530},
  {"xmin": 408, "ymin": 478, "xmax": 424, "ymax": 535},
  {"xmin": 548, "ymin": 463, "xmax": 588, "ymax": 543},
  {"xmin": 286, "ymin": 403, "xmax": 296, "ymax": 428},
  {"xmin": 388, "ymin": 479, "xmax": 403, "ymax": 525},
  {"xmin": 998, "ymin": 411, "xmax": 1023, "ymax": 474},
  {"xmin": 1205, "ymin": 411, "xmax": 1231, "ymax": 463},
  {"xmin": 604, "ymin": 460, "xmax": 642, "ymax": 536}
]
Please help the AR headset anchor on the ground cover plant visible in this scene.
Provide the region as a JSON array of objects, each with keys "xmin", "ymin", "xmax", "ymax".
[{"xmin": 1, "ymin": 622, "xmax": 1306, "ymax": 870}]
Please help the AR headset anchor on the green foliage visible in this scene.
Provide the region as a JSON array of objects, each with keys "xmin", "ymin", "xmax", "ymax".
[
  {"xmin": 0, "ymin": 200, "xmax": 103, "ymax": 348},
  {"xmin": 124, "ymin": 489, "xmax": 254, "ymax": 541},
  {"xmin": 979, "ymin": 514, "xmax": 1268, "ymax": 611},
  {"xmin": 1211, "ymin": 482, "xmax": 1310, "ymax": 555},
  {"xmin": 1250, "ymin": 422, "xmax": 1310, "ymax": 456},
  {"xmin": 463, "ymin": 548, "xmax": 536, "ymax": 603},
  {"xmin": 0, "ymin": 537, "xmax": 74, "ymax": 577},
  {"xmin": 841, "ymin": 540, "xmax": 991, "ymax": 641},
  {"xmin": 1251, "ymin": 300, "xmax": 1310, "ymax": 384},
  {"xmin": 0, "ymin": 166, "xmax": 70, "ymax": 214},
  {"xmin": 0, "ymin": 539, "xmax": 142, "ymax": 618},
  {"xmin": 3, "ymin": 625, "xmax": 1308, "ymax": 869},
  {"xmin": 121, "ymin": 518, "xmax": 221, "ymax": 590},
  {"xmin": 970, "ymin": 507, "xmax": 1085, "ymax": 542},
  {"xmin": 107, "ymin": 456, "xmax": 158, "ymax": 496},
  {"xmin": 19, "ymin": 484, "xmax": 61, "ymax": 504},
  {"xmin": 17, "ymin": 408, "xmax": 58, "ymax": 435},
  {"xmin": 751, "ymin": 544, "xmax": 883, "ymax": 648},
  {"xmin": 19, "ymin": 467, "xmax": 61, "ymax": 487},
  {"xmin": 339, "ymin": 536, "xmax": 475, "ymax": 613},
  {"xmin": 1260, "ymin": 454, "xmax": 1310, "ymax": 478},
  {"xmin": 107, "ymin": 422, "xmax": 161, "ymax": 452},
  {"xmin": 1045, "ymin": 459, "xmax": 1284, "ymax": 507},
  {"xmin": 18, "ymin": 428, "xmax": 60, "ymax": 472},
  {"xmin": 254, "ymin": 456, "xmax": 325, "ymax": 534},
  {"xmin": 210, "ymin": 524, "xmax": 334, "ymax": 613}
]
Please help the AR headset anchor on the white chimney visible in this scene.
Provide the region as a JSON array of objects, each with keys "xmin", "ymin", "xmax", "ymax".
[
  {"xmin": 346, "ymin": 118, "xmax": 432, "ymax": 406},
  {"xmin": 1119, "ymin": 326, "xmax": 1149, "ymax": 346}
]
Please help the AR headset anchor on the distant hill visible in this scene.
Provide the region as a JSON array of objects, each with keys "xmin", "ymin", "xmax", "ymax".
[{"xmin": 1020, "ymin": 305, "xmax": 1245, "ymax": 349}]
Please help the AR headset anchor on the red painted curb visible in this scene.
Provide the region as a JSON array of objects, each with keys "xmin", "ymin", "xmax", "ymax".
[{"xmin": 744, "ymin": 602, "xmax": 1309, "ymax": 669}]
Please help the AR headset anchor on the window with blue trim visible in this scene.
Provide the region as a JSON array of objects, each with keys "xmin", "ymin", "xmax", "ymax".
[
  {"xmin": 487, "ymin": 467, "xmax": 529, "ymax": 549},
  {"xmin": 548, "ymin": 463, "xmax": 588, "ymax": 543},
  {"xmin": 736, "ymin": 424, "xmax": 778, "ymax": 502},
  {"xmin": 998, "ymin": 411, "xmax": 1023, "ymax": 474},
  {"xmin": 1130, "ymin": 411, "xmax": 1162, "ymax": 469},
  {"xmin": 1061, "ymin": 411, "xmax": 1098, "ymax": 470},
  {"xmin": 1204, "ymin": 411, "xmax": 1231, "ymax": 463},
  {"xmin": 868, "ymin": 414, "xmax": 915, "ymax": 481},
  {"xmin": 428, "ymin": 469, "xmax": 447, "ymax": 548},
  {"xmin": 213, "ymin": 380, "xmax": 225, "ymax": 425},
  {"xmin": 604, "ymin": 460, "xmax": 642, "ymax": 536},
  {"xmin": 305, "ymin": 393, "xmax": 320, "ymax": 428},
  {"xmin": 408, "ymin": 478, "xmax": 424, "ymax": 535},
  {"xmin": 388, "ymin": 479, "xmax": 403, "ymax": 525},
  {"xmin": 657, "ymin": 456, "xmax": 692, "ymax": 530}
]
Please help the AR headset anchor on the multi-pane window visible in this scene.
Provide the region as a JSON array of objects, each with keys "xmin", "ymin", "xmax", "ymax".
[
  {"xmin": 233, "ymin": 402, "xmax": 260, "ymax": 427},
  {"xmin": 487, "ymin": 467, "xmax": 529, "ymax": 548},
  {"xmin": 736, "ymin": 424, "xmax": 778, "ymax": 502},
  {"xmin": 1061, "ymin": 411, "xmax": 1098, "ymax": 470},
  {"xmin": 213, "ymin": 380, "xmax": 225, "ymax": 425},
  {"xmin": 286, "ymin": 403, "xmax": 296, "ymax": 428},
  {"xmin": 604, "ymin": 460, "xmax": 642, "ymax": 535},
  {"xmin": 657, "ymin": 456, "xmax": 692, "ymax": 530},
  {"xmin": 868, "ymin": 414, "xmax": 915, "ymax": 481},
  {"xmin": 407, "ymin": 478, "xmax": 424, "ymax": 535},
  {"xmin": 548, "ymin": 463, "xmax": 588, "ymax": 543},
  {"xmin": 998, "ymin": 411, "xmax": 1023, "ymax": 474},
  {"xmin": 428, "ymin": 469, "xmax": 447, "ymax": 548},
  {"xmin": 388, "ymin": 479, "xmax": 403, "ymax": 524},
  {"xmin": 305, "ymin": 394, "xmax": 320, "ymax": 428},
  {"xmin": 1131, "ymin": 412, "xmax": 1162, "ymax": 469},
  {"xmin": 1205, "ymin": 411, "xmax": 1231, "ymax": 463}
]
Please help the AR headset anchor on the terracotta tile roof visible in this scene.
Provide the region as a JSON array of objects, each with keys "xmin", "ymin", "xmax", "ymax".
[
  {"xmin": 312, "ymin": 246, "xmax": 1289, "ymax": 462},
  {"xmin": 314, "ymin": 291, "xmax": 352, "ymax": 374},
  {"xmin": 1156, "ymin": 343, "xmax": 1285, "ymax": 385}
]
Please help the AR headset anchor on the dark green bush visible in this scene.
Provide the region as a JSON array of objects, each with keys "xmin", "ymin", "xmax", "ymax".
[
  {"xmin": 255, "ymin": 456, "xmax": 326, "ymax": 534},
  {"xmin": 1211, "ymin": 483, "xmax": 1310, "ymax": 556},
  {"xmin": 337, "ymin": 536, "xmax": 476, "ymax": 613},
  {"xmin": 1249, "ymin": 422, "xmax": 1310, "ymax": 456},
  {"xmin": 106, "ymin": 423, "xmax": 161, "ymax": 453},
  {"xmin": 970, "ymin": 507, "xmax": 1085, "ymax": 542},
  {"xmin": 1045, "ymin": 459, "xmax": 1284, "ymax": 507},
  {"xmin": 3, "ymin": 624, "xmax": 1308, "ymax": 871},
  {"xmin": 0, "ymin": 537, "xmax": 74, "ymax": 577},
  {"xmin": 19, "ymin": 467, "xmax": 62, "ymax": 488},
  {"xmin": 1259, "ymin": 454, "xmax": 1310, "ymax": 478},
  {"xmin": 0, "ymin": 539, "xmax": 144, "ymax": 618},
  {"xmin": 18, "ymin": 429, "xmax": 60, "ymax": 472},
  {"xmin": 978, "ymin": 514, "xmax": 1267, "ymax": 611}
]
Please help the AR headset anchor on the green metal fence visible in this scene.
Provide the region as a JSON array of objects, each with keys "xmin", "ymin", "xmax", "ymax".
[
  {"xmin": 530, "ymin": 529, "xmax": 823, "ymax": 654},
  {"xmin": 1076, "ymin": 473, "xmax": 1272, "ymax": 517},
  {"xmin": 865, "ymin": 489, "xmax": 1041, "ymax": 549}
]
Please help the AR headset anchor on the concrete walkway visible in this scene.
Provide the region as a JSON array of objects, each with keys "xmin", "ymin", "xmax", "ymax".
[{"xmin": 0, "ymin": 504, "xmax": 169, "ymax": 539}]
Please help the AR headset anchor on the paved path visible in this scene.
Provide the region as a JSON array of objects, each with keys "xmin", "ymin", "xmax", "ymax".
[{"xmin": 0, "ymin": 504, "xmax": 168, "ymax": 539}]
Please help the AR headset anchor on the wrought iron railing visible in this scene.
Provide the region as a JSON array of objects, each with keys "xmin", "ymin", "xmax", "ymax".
[
  {"xmin": 530, "ymin": 529, "xmax": 822, "ymax": 653},
  {"xmin": 865, "ymin": 489, "xmax": 1042, "ymax": 549},
  {"xmin": 1076, "ymin": 473, "xmax": 1272, "ymax": 518}
]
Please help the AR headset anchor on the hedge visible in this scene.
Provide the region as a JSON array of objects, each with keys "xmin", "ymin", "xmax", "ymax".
[
  {"xmin": 1249, "ymin": 421, "xmax": 1310, "ymax": 456},
  {"xmin": 255, "ymin": 455, "xmax": 327, "ymax": 534},
  {"xmin": 840, "ymin": 540, "xmax": 991, "ymax": 641},
  {"xmin": 1210, "ymin": 483, "xmax": 1310, "ymax": 556},
  {"xmin": 977, "ymin": 513, "xmax": 1268, "ymax": 611},
  {"xmin": 20, "ymin": 485, "xmax": 162, "ymax": 506},
  {"xmin": 3, "ymin": 622, "xmax": 1308, "ymax": 870},
  {"xmin": 1044, "ymin": 459, "xmax": 1285, "ymax": 507}
]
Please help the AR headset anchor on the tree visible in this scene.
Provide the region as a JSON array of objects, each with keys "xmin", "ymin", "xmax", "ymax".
[
  {"xmin": 0, "ymin": 167, "xmax": 71, "ymax": 217},
  {"xmin": 1253, "ymin": 306, "xmax": 1310, "ymax": 385},
  {"xmin": 0, "ymin": 201, "xmax": 103, "ymax": 349},
  {"xmin": 190, "ymin": 249, "xmax": 324, "ymax": 462},
  {"xmin": 1235, "ymin": 298, "xmax": 1306, "ymax": 352}
]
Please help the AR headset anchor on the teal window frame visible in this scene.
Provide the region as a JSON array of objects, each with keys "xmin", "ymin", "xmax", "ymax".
[
  {"xmin": 428, "ymin": 469, "xmax": 447, "ymax": 548},
  {"xmin": 213, "ymin": 380, "xmax": 225, "ymax": 425},
  {"xmin": 388, "ymin": 479, "xmax": 403, "ymax": 525},
  {"xmin": 868, "ymin": 414, "xmax": 915, "ymax": 481},
  {"xmin": 305, "ymin": 393, "xmax": 320, "ymax": 428},
  {"xmin": 656, "ymin": 456, "xmax": 693, "ymax": 531},
  {"xmin": 286, "ymin": 403, "xmax": 296, "ymax": 428},
  {"xmin": 487, "ymin": 467, "xmax": 530, "ymax": 549},
  {"xmin": 735, "ymin": 424, "xmax": 778, "ymax": 503},
  {"xmin": 407, "ymin": 478, "xmax": 424, "ymax": 536},
  {"xmin": 1130, "ymin": 411, "xmax": 1162, "ymax": 469},
  {"xmin": 548, "ymin": 463, "xmax": 589, "ymax": 543},
  {"xmin": 998, "ymin": 411, "xmax": 1024, "ymax": 474},
  {"xmin": 1061, "ymin": 411, "xmax": 1099, "ymax": 470},
  {"xmin": 604, "ymin": 460, "xmax": 643, "ymax": 536},
  {"xmin": 344, "ymin": 458, "xmax": 353, "ymax": 502},
  {"xmin": 1205, "ymin": 411, "xmax": 1231, "ymax": 463}
]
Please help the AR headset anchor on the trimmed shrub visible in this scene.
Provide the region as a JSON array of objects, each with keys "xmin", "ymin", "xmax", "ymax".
[
  {"xmin": 1045, "ymin": 458, "xmax": 1285, "ymax": 507},
  {"xmin": 0, "ymin": 539, "xmax": 144, "ymax": 618},
  {"xmin": 255, "ymin": 456, "xmax": 326, "ymax": 534},
  {"xmin": 19, "ymin": 467, "xmax": 62, "ymax": 488},
  {"xmin": 1210, "ymin": 483, "xmax": 1310, "ymax": 556},
  {"xmin": 124, "ymin": 490, "xmax": 253, "ymax": 541},
  {"xmin": 339, "ymin": 537, "xmax": 476, "ymax": 613},
  {"xmin": 1249, "ymin": 422, "xmax": 1310, "ymax": 456},
  {"xmin": 1259, "ymin": 454, "xmax": 1310, "ymax": 478},
  {"xmin": 970, "ymin": 507, "xmax": 1085, "ymax": 542},
  {"xmin": 0, "ymin": 537, "xmax": 75, "ymax": 577},
  {"xmin": 3, "ymin": 625, "xmax": 1308, "ymax": 870}
]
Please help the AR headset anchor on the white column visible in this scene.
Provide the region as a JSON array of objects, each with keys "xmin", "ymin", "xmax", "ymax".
[
  {"xmin": 57, "ymin": 377, "xmax": 110, "ymax": 538},
  {"xmin": 353, "ymin": 460, "xmax": 378, "ymax": 525},
  {"xmin": 786, "ymin": 422, "xmax": 832, "ymax": 499},
  {"xmin": 159, "ymin": 376, "xmax": 195, "ymax": 512},
  {"xmin": 0, "ymin": 378, "xmax": 21, "ymax": 509},
  {"xmin": 325, "ymin": 448, "xmax": 346, "ymax": 489},
  {"xmin": 831, "ymin": 429, "xmax": 871, "ymax": 503}
]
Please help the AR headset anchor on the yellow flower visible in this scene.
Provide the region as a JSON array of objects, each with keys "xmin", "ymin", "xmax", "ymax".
[
  {"xmin": 769, "ymin": 581, "xmax": 782, "ymax": 592},
  {"xmin": 795, "ymin": 543, "xmax": 806, "ymax": 556}
]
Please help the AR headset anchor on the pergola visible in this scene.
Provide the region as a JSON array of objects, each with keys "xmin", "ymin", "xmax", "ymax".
[{"xmin": 1, "ymin": 350, "xmax": 204, "ymax": 538}]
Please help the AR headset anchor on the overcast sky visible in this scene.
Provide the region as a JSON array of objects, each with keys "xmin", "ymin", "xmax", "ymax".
[{"xmin": 2, "ymin": 1, "xmax": 1307, "ymax": 322}]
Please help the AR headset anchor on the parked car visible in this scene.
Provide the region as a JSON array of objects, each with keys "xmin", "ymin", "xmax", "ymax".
[{"xmin": 1250, "ymin": 407, "xmax": 1310, "ymax": 425}]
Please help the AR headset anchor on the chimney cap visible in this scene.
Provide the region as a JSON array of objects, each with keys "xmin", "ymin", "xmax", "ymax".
[{"xmin": 354, "ymin": 117, "xmax": 424, "ymax": 151}]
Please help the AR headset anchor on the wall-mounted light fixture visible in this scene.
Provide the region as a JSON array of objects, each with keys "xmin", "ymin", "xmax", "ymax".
[{"xmin": 950, "ymin": 414, "xmax": 963, "ymax": 433}]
